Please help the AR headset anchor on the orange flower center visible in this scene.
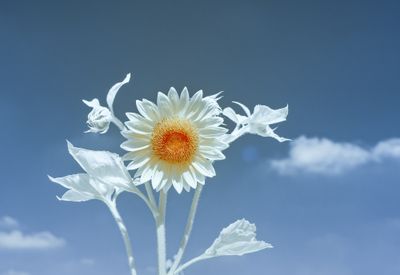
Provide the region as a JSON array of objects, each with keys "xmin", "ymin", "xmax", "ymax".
[{"xmin": 151, "ymin": 118, "xmax": 199, "ymax": 164}]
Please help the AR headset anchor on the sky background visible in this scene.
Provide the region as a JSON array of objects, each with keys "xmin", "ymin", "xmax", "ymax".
[{"xmin": 1, "ymin": 0, "xmax": 400, "ymax": 274}]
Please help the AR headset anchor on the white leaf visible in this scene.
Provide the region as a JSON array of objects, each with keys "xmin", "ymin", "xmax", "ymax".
[
  {"xmin": 67, "ymin": 141, "xmax": 132, "ymax": 191},
  {"xmin": 251, "ymin": 104, "xmax": 288, "ymax": 125},
  {"xmin": 49, "ymin": 142, "xmax": 135, "ymax": 203},
  {"xmin": 232, "ymin": 101, "xmax": 251, "ymax": 117},
  {"xmin": 48, "ymin": 174, "xmax": 96, "ymax": 193},
  {"xmin": 106, "ymin": 73, "xmax": 131, "ymax": 115},
  {"xmin": 262, "ymin": 125, "xmax": 291, "ymax": 142},
  {"xmin": 48, "ymin": 174, "xmax": 99, "ymax": 202},
  {"xmin": 58, "ymin": 190, "xmax": 94, "ymax": 202},
  {"xmin": 82, "ymin": 98, "xmax": 100, "ymax": 108},
  {"xmin": 203, "ymin": 219, "xmax": 272, "ymax": 258},
  {"xmin": 226, "ymin": 101, "xmax": 289, "ymax": 142}
]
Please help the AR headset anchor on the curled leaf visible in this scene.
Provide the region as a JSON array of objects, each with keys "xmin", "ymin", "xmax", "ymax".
[
  {"xmin": 204, "ymin": 219, "xmax": 272, "ymax": 257},
  {"xmin": 106, "ymin": 73, "xmax": 131, "ymax": 115}
]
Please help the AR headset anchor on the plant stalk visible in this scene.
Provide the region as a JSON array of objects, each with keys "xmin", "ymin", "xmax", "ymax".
[
  {"xmin": 156, "ymin": 189, "xmax": 168, "ymax": 275},
  {"xmin": 107, "ymin": 200, "xmax": 137, "ymax": 275}
]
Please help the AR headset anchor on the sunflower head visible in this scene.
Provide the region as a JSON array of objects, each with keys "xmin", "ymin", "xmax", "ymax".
[{"xmin": 121, "ymin": 88, "xmax": 228, "ymax": 193}]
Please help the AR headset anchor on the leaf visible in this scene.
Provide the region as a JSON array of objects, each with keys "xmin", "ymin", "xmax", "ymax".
[{"xmin": 203, "ymin": 219, "xmax": 272, "ymax": 258}]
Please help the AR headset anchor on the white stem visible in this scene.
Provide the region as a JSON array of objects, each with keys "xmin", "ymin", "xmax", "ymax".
[
  {"xmin": 168, "ymin": 185, "xmax": 203, "ymax": 275},
  {"xmin": 128, "ymin": 185, "xmax": 158, "ymax": 217},
  {"xmin": 107, "ymin": 200, "xmax": 137, "ymax": 275},
  {"xmin": 224, "ymin": 125, "xmax": 249, "ymax": 144},
  {"xmin": 156, "ymin": 189, "xmax": 168, "ymax": 275},
  {"xmin": 174, "ymin": 255, "xmax": 208, "ymax": 274},
  {"xmin": 145, "ymin": 182, "xmax": 158, "ymax": 212},
  {"xmin": 111, "ymin": 116, "xmax": 126, "ymax": 131}
]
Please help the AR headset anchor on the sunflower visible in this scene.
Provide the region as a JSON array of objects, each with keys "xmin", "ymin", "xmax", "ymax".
[{"xmin": 121, "ymin": 87, "xmax": 228, "ymax": 193}]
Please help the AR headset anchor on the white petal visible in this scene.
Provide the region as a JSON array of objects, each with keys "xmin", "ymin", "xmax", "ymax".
[
  {"xmin": 136, "ymin": 100, "xmax": 155, "ymax": 120},
  {"xmin": 182, "ymin": 170, "xmax": 197, "ymax": 189},
  {"xmin": 183, "ymin": 182, "xmax": 191, "ymax": 192},
  {"xmin": 151, "ymin": 167, "xmax": 164, "ymax": 189},
  {"xmin": 200, "ymin": 138, "xmax": 229, "ymax": 151},
  {"xmin": 199, "ymin": 146, "xmax": 226, "ymax": 160},
  {"xmin": 198, "ymin": 127, "xmax": 228, "ymax": 137},
  {"xmin": 125, "ymin": 117, "xmax": 153, "ymax": 131},
  {"xmin": 187, "ymin": 90, "xmax": 203, "ymax": 116},
  {"xmin": 140, "ymin": 163, "xmax": 156, "ymax": 183},
  {"xmin": 122, "ymin": 149, "xmax": 151, "ymax": 161},
  {"xmin": 141, "ymin": 99, "xmax": 161, "ymax": 121},
  {"xmin": 192, "ymin": 157, "xmax": 216, "ymax": 177},
  {"xmin": 134, "ymin": 165, "xmax": 144, "ymax": 178},
  {"xmin": 121, "ymin": 130, "xmax": 151, "ymax": 141},
  {"xmin": 157, "ymin": 92, "xmax": 172, "ymax": 117},
  {"xmin": 172, "ymin": 177, "xmax": 184, "ymax": 194},
  {"xmin": 197, "ymin": 174, "xmax": 205, "ymax": 185},
  {"xmin": 196, "ymin": 116, "xmax": 224, "ymax": 127},
  {"xmin": 179, "ymin": 87, "xmax": 190, "ymax": 112},
  {"xmin": 126, "ymin": 112, "xmax": 154, "ymax": 126},
  {"xmin": 159, "ymin": 178, "xmax": 172, "ymax": 192},
  {"xmin": 124, "ymin": 126, "xmax": 152, "ymax": 136},
  {"xmin": 191, "ymin": 90, "xmax": 203, "ymax": 102},
  {"xmin": 126, "ymin": 155, "xmax": 151, "ymax": 170},
  {"xmin": 189, "ymin": 165, "xmax": 205, "ymax": 185},
  {"xmin": 203, "ymin": 92, "xmax": 223, "ymax": 117},
  {"xmin": 188, "ymin": 96, "xmax": 214, "ymax": 122},
  {"xmin": 120, "ymin": 140, "xmax": 150, "ymax": 152},
  {"xmin": 168, "ymin": 87, "xmax": 180, "ymax": 109}
]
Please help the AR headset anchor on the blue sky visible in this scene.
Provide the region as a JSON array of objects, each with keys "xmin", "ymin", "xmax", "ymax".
[{"xmin": 1, "ymin": 0, "xmax": 400, "ymax": 274}]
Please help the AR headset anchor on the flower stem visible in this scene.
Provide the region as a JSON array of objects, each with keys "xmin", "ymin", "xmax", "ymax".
[
  {"xmin": 225, "ymin": 125, "xmax": 249, "ymax": 144},
  {"xmin": 174, "ymin": 255, "xmax": 207, "ymax": 274},
  {"xmin": 168, "ymin": 185, "xmax": 203, "ymax": 275},
  {"xmin": 131, "ymin": 187, "xmax": 157, "ymax": 213},
  {"xmin": 107, "ymin": 200, "xmax": 137, "ymax": 275},
  {"xmin": 111, "ymin": 116, "xmax": 126, "ymax": 131},
  {"xmin": 145, "ymin": 182, "xmax": 158, "ymax": 213},
  {"xmin": 156, "ymin": 189, "xmax": 168, "ymax": 275}
]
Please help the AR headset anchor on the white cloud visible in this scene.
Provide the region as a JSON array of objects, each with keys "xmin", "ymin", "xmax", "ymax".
[
  {"xmin": 270, "ymin": 136, "xmax": 400, "ymax": 175},
  {"xmin": 1, "ymin": 270, "xmax": 30, "ymax": 275},
  {"xmin": 0, "ymin": 230, "xmax": 65, "ymax": 250},
  {"xmin": 0, "ymin": 216, "xmax": 19, "ymax": 229},
  {"xmin": 373, "ymin": 139, "xmax": 400, "ymax": 159}
]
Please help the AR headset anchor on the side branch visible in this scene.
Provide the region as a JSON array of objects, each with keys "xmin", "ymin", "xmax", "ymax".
[{"xmin": 168, "ymin": 185, "xmax": 203, "ymax": 275}]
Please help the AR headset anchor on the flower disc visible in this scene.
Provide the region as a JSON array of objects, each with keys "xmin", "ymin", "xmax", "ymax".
[{"xmin": 151, "ymin": 118, "xmax": 199, "ymax": 165}]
